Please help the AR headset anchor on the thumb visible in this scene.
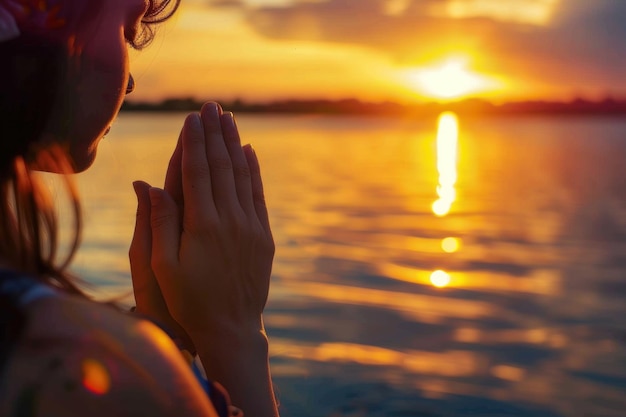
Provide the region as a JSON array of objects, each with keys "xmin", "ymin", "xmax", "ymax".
[
  {"xmin": 130, "ymin": 181, "xmax": 173, "ymax": 322},
  {"xmin": 148, "ymin": 187, "xmax": 181, "ymax": 278},
  {"xmin": 130, "ymin": 181, "xmax": 160, "ymax": 308}
]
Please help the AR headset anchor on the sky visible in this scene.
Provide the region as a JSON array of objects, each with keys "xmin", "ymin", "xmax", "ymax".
[{"xmin": 128, "ymin": 0, "xmax": 626, "ymax": 103}]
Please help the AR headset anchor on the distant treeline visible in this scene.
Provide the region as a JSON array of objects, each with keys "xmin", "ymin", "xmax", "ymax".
[{"xmin": 121, "ymin": 97, "xmax": 626, "ymax": 116}]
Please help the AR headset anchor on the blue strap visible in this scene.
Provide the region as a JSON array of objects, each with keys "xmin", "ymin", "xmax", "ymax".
[
  {"xmin": 0, "ymin": 269, "xmax": 32, "ymax": 379},
  {"xmin": 0, "ymin": 269, "xmax": 57, "ymax": 307}
]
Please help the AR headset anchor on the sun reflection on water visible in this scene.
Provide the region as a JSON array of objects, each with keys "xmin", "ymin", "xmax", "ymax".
[
  {"xmin": 441, "ymin": 237, "xmax": 461, "ymax": 253},
  {"xmin": 430, "ymin": 112, "xmax": 460, "ymax": 289},
  {"xmin": 432, "ymin": 112, "xmax": 459, "ymax": 217},
  {"xmin": 430, "ymin": 270, "xmax": 452, "ymax": 288}
]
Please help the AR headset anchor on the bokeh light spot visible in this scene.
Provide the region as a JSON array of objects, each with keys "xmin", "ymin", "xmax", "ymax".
[
  {"xmin": 430, "ymin": 270, "xmax": 451, "ymax": 288},
  {"xmin": 82, "ymin": 359, "xmax": 110, "ymax": 395},
  {"xmin": 432, "ymin": 200, "xmax": 451, "ymax": 217},
  {"xmin": 441, "ymin": 237, "xmax": 461, "ymax": 253}
]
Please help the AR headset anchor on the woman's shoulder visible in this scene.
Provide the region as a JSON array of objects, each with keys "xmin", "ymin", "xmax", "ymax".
[{"xmin": 0, "ymin": 291, "xmax": 218, "ymax": 417}]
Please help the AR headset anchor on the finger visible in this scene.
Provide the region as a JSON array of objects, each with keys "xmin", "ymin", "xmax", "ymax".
[
  {"xmin": 220, "ymin": 112, "xmax": 255, "ymax": 216},
  {"xmin": 148, "ymin": 187, "xmax": 181, "ymax": 280},
  {"xmin": 181, "ymin": 112, "xmax": 218, "ymax": 230},
  {"xmin": 129, "ymin": 181, "xmax": 169, "ymax": 312},
  {"xmin": 130, "ymin": 183, "xmax": 195, "ymax": 353},
  {"xmin": 243, "ymin": 145, "xmax": 271, "ymax": 234},
  {"xmin": 164, "ymin": 129, "xmax": 183, "ymax": 216},
  {"xmin": 200, "ymin": 102, "xmax": 240, "ymax": 215}
]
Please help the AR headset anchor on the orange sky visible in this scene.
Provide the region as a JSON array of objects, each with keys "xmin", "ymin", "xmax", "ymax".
[{"xmin": 129, "ymin": 0, "xmax": 626, "ymax": 103}]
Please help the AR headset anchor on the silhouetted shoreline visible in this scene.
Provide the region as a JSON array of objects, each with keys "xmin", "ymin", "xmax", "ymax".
[{"xmin": 121, "ymin": 97, "xmax": 626, "ymax": 117}]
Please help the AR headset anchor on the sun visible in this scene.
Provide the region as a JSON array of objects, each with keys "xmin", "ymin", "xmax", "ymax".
[{"xmin": 405, "ymin": 56, "xmax": 498, "ymax": 100}]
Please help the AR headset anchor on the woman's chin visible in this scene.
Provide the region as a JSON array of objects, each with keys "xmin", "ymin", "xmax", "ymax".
[{"xmin": 70, "ymin": 143, "xmax": 100, "ymax": 173}]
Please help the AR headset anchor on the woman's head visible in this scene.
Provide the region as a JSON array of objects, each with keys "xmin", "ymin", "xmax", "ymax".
[
  {"xmin": 0, "ymin": 0, "xmax": 179, "ymax": 285},
  {"xmin": 0, "ymin": 0, "xmax": 180, "ymax": 173}
]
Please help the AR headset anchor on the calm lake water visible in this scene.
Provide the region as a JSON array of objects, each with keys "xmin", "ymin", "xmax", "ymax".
[{"xmin": 65, "ymin": 112, "xmax": 626, "ymax": 416}]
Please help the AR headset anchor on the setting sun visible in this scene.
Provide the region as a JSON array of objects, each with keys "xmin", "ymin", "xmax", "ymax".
[{"xmin": 406, "ymin": 57, "xmax": 498, "ymax": 100}]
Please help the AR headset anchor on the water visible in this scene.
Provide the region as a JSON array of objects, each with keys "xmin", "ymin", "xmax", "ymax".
[{"xmin": 66, "ymin": 112, "xmax": 626, "ymax": 416}]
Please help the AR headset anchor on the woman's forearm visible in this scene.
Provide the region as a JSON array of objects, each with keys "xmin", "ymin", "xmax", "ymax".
[{"xmin": 193, "ymin": 325, "xmax": 280, "ymax": 417}]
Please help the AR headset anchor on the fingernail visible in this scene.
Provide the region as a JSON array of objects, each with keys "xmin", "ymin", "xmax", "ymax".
[
  {"xmin": 133, "ymin": 180, "xmax": 151, "ymax": 197},
  {"xmin": 203, "ymin": 101, "xmax": 222, "ymax": 118},
  {"xmin": 222, "ymin": 111, "xmax": 234, "ymax": 127},
  {"xmin": 185, "ymin": 113, "xmax": 203, "ymax": 132},
  {"xmin": 243, "ymin": 144, "xmax": 255, "ymax": 159},
  {"xmin": 132, "ymin": 181, "xmax": 144, "ymax": 200}
]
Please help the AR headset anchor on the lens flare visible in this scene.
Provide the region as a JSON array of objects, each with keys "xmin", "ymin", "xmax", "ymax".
[{"xmin": 82, "ymin": 359, "xmax": 110, "ymax": 395}]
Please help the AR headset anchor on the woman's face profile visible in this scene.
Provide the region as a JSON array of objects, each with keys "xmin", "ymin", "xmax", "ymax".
[{"xmin": 48, "ymin": 0, "xmax": 149, "ymax": 171}]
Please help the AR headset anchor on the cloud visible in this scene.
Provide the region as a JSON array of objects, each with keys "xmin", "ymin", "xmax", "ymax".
[
  {"xmin": 235, "ymin": 0, "xmax": 626, "ymax": 96},
  {"xmin": 243, "ymin": 0, "xmax": 465, "ymax": 59}
]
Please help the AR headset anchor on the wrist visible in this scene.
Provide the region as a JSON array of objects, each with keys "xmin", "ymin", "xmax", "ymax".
[
  {"xmin": 191, "ymin": 319, "xmax": 270, "ymax": 380},
  {"xmin": 187, "ymin": 316, "xmax": 265, "ymax": 347},
  {"xmin": 190, "ymin": 318, "xmax": 279, "ymax": 417},
  {"xmin": 192, "ymin": 321, "xmax": 268, "ymax": 359}
]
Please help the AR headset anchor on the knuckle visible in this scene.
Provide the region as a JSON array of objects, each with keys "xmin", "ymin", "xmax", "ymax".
[
  {"xmin": 129, "ymin": 241, "xmax": 147, "ymax": 264},
  {"xmin": 151, "ymin": 212, "xmax": 176, "ymax": 229},
  {"xmin": 135, "ymin": 208, "xmax": 147, "ymax": 219},
  {"xmin": 223, "ymin": 212, "xmax": 246, "ymax": 234},
  {"xmin": 209, "ymin": 157, "xmax": 233, "ymax": 171},
  {"xmin": 128, "ymin": 245, "xmax": 139, "ymax": 261},
  {"xmin": 184, "ymin": 216, "xmax": 218, "ymax": 237},
  {"xmin": 250, "ymin": 164, "xmax": 261, "ymax": 175},
  {"xmin": 233, "ymin": 165, "xmax": 251, "ymax": 179},
  {"xmin": 186, "ymin": 161, "xmax": 212, "ymax": 179},
  {"xmin": 253, "ymin": 192, "xmax": 267, "ymax": 206}
]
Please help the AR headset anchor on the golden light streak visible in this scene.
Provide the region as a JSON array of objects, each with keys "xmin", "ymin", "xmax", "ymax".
[
  {"xmin": 271, "ymin": 340, "xmax": 480, "ymax": 377},
  {"xmin": 430, "ymin": 270, "xmax": 452, "ymax": 288},
  {"xmin": 284, "ymin": 279, "xmax": 494, "ymax": 320},
  {"xmin": 491, "ymin": 364, "xmax": 526, "ymax": 382},
  {"xmin": 432, "ymin": 112, "xmax": 459, "ymax": 216}
]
